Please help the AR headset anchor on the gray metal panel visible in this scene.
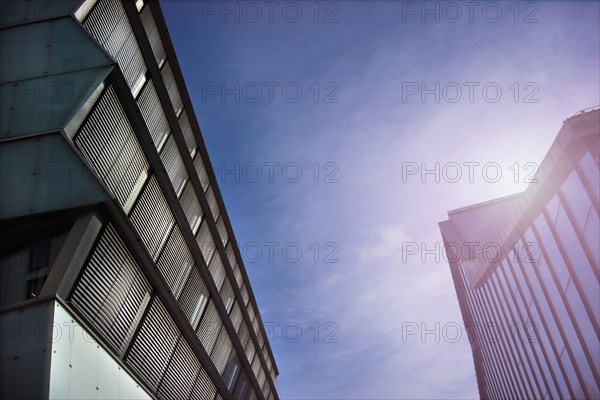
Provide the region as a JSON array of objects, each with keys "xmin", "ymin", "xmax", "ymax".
[
  {"xmin": 0, "ymin": 300, "xmax": 54, "ymax": 400},
  {"xmin": 0, "ymin": 16, "xmax": 114, "ymax": 139},
  {"xmin": 0, "ymin": 133, "xmax": 110, "ymax": 219}
]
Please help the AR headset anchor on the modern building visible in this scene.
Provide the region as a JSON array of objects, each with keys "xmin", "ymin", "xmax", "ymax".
[
  {"xmin": 439, "ymin": 108, "xmax": 599, "ymax": 399},
  {"xmin": 0, "ymin": 1, "xmax": 279, "ymax": 398}
]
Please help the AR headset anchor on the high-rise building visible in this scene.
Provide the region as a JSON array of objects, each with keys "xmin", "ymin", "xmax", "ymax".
[
  {"xmin": 439, "ymin": 108, "xmax": 599, "ymax": 399},
  {"xmin": 0, "ymin": 1, "xmax": 279, "ymax": 399}
]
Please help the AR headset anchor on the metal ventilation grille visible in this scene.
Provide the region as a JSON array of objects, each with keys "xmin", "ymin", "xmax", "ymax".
[
  {"xmin": 232, "ymin": 264, "xmax": 243, "ymax": 289},
  {"xmin": 245, "ymin": 339, "xmax": 256, "ymax": 365},
  {"xmin": 178, "ymin": 110, "xmax": 197, "ymax": 155},
  {"xmin": 193, "ymin": 152, "xmax": 211, "ymax": 192},
  {"xmin": 216, "ymin": 216, "xmax": 229, "ymax": 247},
  {"xmin": 247, "ymin": 304, "xmax": 256, "ymax": 323},
  {"xmin": 240, "ymin": 283, "xmax": 250, "ymax": 306},
  {"xmin": 257, "ymin": 367, "xmax": 266, "ymax": 393},
  {"xmin": 137, "ymin": 80, "xmax": 170, "ymax": 150},
  {"xmin": 223, "ymin": 353, "xmax": 241, "ymax": 391},
  {"xmin": 257, "ymin": 331, "xmax": 265, "ymax": 350},
  {"xmin": 75, "ymin": 85, "xmax": 148, "ymax": 209},
  {"xmin": 180, "ymin": 182, "xmax": 203, "ymax": 234},
  {"xmin": 251, "ymin": 315, "xmax": 260, "ymax": 336},
  {"xmin": 159, "ymin": 134, "xmax": 189, "ymax": 196},
  {"xmin": 178, "ymin": 268, "xmax": 210, "ymax": 329},
  {"xmin": 156, "ymin": 225, "xmax": 193, "ymax": 299},
  {"xmin": 219, "ymin": 278, "xmax": 235, "ymax": 314},
  {"xmin": 251, "ymin": 353, "xmax": 261, "ymax": 377},
  {"xmin": 224, "ymin": 242, "xmax": 236, "ymax": 269},
  {"xmin": 70, "ymin": 224, "xmax": 151, "ymax": 356},
  {"xmin": 238, "ymin": 322, "xmax": 250, "ymax": 350},
  {"xmin": 83, "ymin": 0, "xmax": 146, "ymax": 92},
  {"xmin": 189, "ymin": 367, "xmax": 217, "ymax": 400},
  {"xmin": 196, "ymin": 300, "xmax": 222, "ymax": 354},
  {"xmin": 230, "ymin": 302, "xmax": 243, "ymax": 332},
  {"xmin": 129, "ymin": 176, "xmax": 175, "ymax": 259},
  {"xmin": 211, "ymin": 326, "xmax": 233, "ymax": 375},
  {"xmin": 161, "ymin": 61, "xmax": 183, "ymax": 116},
  {"xmin": 205, "ymin": 186, "xmax": 221, "ymax": 221},
  {"xmin": 140, "ymin": 5, "xmax": 166, "ymax": 67},
  {"xmin": 126, "ymin": 298, "xmax": 179, "ymax": 393},
  {"xmin": 157, "ymin": 336, "xmax": 199, "ymax": 399},
  {"xmin": 266, "ymin": 357, "xmax": 273, "ymax": 379},
  {"xmin": 209, "ymin": 253, "xmax": 227, "ymax": 292},
  {"xmin": 196, "ymin": 220, "xmax": 216, "ymax": 265}
]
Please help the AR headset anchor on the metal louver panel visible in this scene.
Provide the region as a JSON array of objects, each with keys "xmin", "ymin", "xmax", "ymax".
[
  {"xmin": 126, "ymin": 298, "xmax": 179, "ymax": 392},
  {"xmin": 245, "ymin": 338, "xmax": 256, "ymax": 365},
  {"xmin": 178, "ymin": 110, "xmax": 197, "ymax": 156},
  {"xmin": 156, "ymin": 225, "xmax": 193, "ymax": 299},
  {"xmin": 75, "ymin": 85, "xmax": 148, "ymax": 210},
  {"xmin": 159, "ymin": 134, "xmax": 189, "ymax": 196},
  {"xmin": 230, "ymin": 302, "xmax": 243, "ymax": 333},
  {"xmin": 178, "ymin": 268, "xmax": 210, "ymax": 329},
  {"xmin": 206, "ymin": 186, "xmax": 221, "ymax": 221},
  {"xmin": 257, "ymin": 331, "xmax": 265, "ymax": 350},
  {"xmin": 140, "ymin": 5, "xmax": 166, "ymax": 67},
  {"xmin": 240, "ymin": 283, "xmax": 250, "ymax": 306},
  {"xmin": 238, "ymin": 323, "xmax": 250, "ymax": 351},
  {"xmin": 232, "ymin": 264, "xmax": 243, "ymax": 289},
  {"xmin": 247, "ymin": 304, "xmax": 255, "ymax": 323},
  {"xmin": 219, "ymin": 278, "xmax": 235, "ymax": 314},
  {"xmin": 196, "ymin": 300, "xmax": 222, "ymax": 354},
  {"xmin": 137, "ymin": 80, "xmax": 170, "ymax": 150},
  {"xmin": 251, "ymin": 351, "xmax": 261, "ymax": 376},
  {"xmin": 129, "ymin": 176, "xmax": 175, "ymax": 260},
  {"xmin": 157, "ymin": 336, "xmax": 199, "ymax": 400},
  {"xmin": 70, "ymin": 224, "xmax": 151, "ymax": 356},
  {"xmin": 180, "ymin": 182, "xmax": 204, "ymax": 234},
  {"xmin": 211, "ymin": 326, "xmax": 233, "ymax": 375},
  {"xmin": 161, "ymin": 61, "xmax": 183, "ymax": 116},
  {"xmin": 209, "ymin": 253, "xmax": 227, "ymax": 291},
  {"xmin": 196, "ymin": 220, "xmax": 216, "ymax": 265},
  {"xmin": 193, "ymin": 152, "xmax": 211, "ymax": 192},
  {"xmin": 257, "ymin": 367, "xmax": 266, "ymax": 392},
  {"xmin": 251, "ymin": 315, "xmax": 260, "ymax": 336},
  {"xmin": 216, "ymin": 216, "xmax": 229, "ymax": 247},
  {"xmin": 84, "ymin": 0, "xmax": 146, "ymax": 93},
  {"xmin": 224, "ymin": 242, "xmax": 236, "ymax": 270},
  {"xmin": 189, "ymin": 367, "xmax": 217, "ymax": 400}
]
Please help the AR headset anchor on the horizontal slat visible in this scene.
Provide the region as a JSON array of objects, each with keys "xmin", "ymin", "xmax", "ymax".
[{"xmin": 70, "ymin": 224, "xmax": 151, "ymax": 355}]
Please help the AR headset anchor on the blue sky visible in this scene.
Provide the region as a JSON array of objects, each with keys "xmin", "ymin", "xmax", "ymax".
[{"xmin": 161, "ymin": 1, "xmax": 600, "ymax": 398}]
